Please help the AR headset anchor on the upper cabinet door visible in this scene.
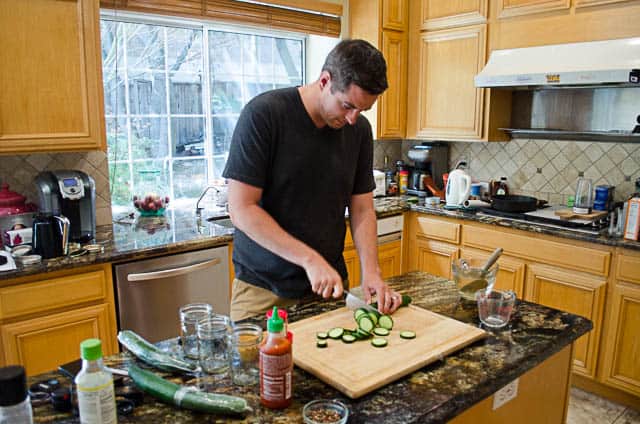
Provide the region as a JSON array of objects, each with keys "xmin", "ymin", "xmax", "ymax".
[
  {"xmin": 0, "ymin": 0, "xmax": 105, "ymax": 154},
  {"xmin": 382, "ymin": 0, "xmax": 409, "ymax": 31},
  {"xmin": 378, "ymin": 30, "xmax": 407, "ymax": 139},
  {"xmin": 415, "ymin": 25, "xmax": 486, "ymax": 141},
  {"xmin": 421, "ymin": 0, "xmax": 488, "ymax": 30},
  {"xmin": 497, "ymin": 0, "xmax": 570, "ymax": 19}
]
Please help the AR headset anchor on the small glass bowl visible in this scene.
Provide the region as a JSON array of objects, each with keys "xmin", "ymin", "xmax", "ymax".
[{"xmin": 302, "ymin": 399, "xmax": 349, "ymax": 424}]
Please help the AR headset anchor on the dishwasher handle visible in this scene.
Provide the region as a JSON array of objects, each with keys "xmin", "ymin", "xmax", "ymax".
[{"xmin": 127, "ymin": 258, "xmax": 221, "ymax": 282}]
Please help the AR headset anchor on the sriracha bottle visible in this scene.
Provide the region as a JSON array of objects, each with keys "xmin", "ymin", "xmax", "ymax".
[{"xmin": 260, "ymin": 306, "xmax": 293, "ymax": 409}]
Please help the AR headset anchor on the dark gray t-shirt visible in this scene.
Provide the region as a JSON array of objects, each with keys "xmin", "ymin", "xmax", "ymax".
[{"xmin": 222, "ymin": 87, "xmax": 375, "ymax": 299}]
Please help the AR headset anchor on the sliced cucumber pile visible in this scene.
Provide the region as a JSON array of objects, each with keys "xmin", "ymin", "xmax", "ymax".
[{"xmin": 316, "ymin": 306, "xmax": 416, "ymax": 348}]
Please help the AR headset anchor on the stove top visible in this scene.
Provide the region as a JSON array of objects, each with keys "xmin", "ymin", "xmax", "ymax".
[{"xmin": 476, "ymin": 206, "xmax": 609, "ymax": 235}]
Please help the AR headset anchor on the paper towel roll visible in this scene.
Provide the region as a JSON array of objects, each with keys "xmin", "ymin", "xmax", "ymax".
[{"xmin": 463, "ymin": 199, "xmax": 491, "ymax": 208}]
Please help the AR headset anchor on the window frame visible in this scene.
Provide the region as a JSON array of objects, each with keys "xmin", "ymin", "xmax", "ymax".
[{"xmin": 100, "ymin": 9, "xmax": 307, "ymax": 210}]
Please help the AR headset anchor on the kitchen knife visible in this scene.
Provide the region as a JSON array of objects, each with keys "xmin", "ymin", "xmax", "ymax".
[{"xmin": 344, "ymin": 290, "xmax": 378, "ymax": 314}]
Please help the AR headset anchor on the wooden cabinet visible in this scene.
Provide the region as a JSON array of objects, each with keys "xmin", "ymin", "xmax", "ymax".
[
  {"xmin": 0, "ymin": 265, "xmax": 117, "ymax": 376},
  {"xmin": 0, "ymin": 0, "xmax": 105, "ymax": 154},
  {"xmin": 378, "ymin": 239, "xmax": 402, "ymax": 280},
  {"xmin": 343, "ymin": 223, "xmax": 403, "ymax": 288},
  {"xmin": 525, "ymin": 264, "xmax": 606, "ymax": 379},
  {"xmin": 382, "ymin": 0, "xmax": 409, "ymax": 30},
  {"xmin": 599, "ymin": 249, "xmax": 640, "ymax": 397},
  {"xmin": 421, "ymin": 0, "xmax": 488, "ymax": 30},
  {"xmin": 413, "ymin": 24, "xmax": 487, "ymax": 140},
  {"xmin": 496, "ymin": 0, "xmax": 570, "ymax": 19},
  {"xmin": 406, "ymin": 213, "xmax": 460, "ymax": 278},
  {"xmin": 350, "ymin": 0, "xmax": 408, "ymax": 139}
]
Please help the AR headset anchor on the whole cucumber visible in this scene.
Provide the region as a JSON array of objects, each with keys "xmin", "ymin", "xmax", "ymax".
[
  {"xmin": 128, "ymin": 364, "xmax": 252, "ymax": 416},
  {"xmin": 371, "ymin": 294, "xmax": 412, "ymax": 311},
  {"xmin": 118, "ymin": 330, "xmax": 196, "ymax": 373}
]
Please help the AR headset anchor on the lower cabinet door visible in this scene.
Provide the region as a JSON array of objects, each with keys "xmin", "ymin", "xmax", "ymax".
[
  {"xmin": 525, "ymin": 264, "xmax": 606, "ymax": 379},
  {"xmin": 413, "ymin": 238, "xmax": 459, "ymax": 278},
  {"xmin": 379, "ymin": 240, "xmax": 402, "ymax": 280},
  {"xmin": 343, "ymin": 248, "xmax": 361, "ymax": 289},
  {"xmin": 599, "ymin": 281, "xmax": 640, "ymax": 396},
  {"xmin": 1, "ymin": 303, "xmax": 115, "ymax": 376}
]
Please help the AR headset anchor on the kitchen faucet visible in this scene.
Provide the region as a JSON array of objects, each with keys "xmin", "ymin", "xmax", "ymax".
[{"xmin": 195, "ymin": 185, "xmax": 228, "ymax": 217}]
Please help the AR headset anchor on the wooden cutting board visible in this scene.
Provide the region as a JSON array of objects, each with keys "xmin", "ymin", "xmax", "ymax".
[
  {"xmin": 553, "ymin": 208, "xmax": 607, "ymax": 220},
  {"xmin": 288, "ymin": 305, "xmax": 486, "ymax": 398}
]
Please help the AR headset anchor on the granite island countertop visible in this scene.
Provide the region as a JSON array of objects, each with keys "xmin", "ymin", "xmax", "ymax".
[{"xmin": 28, "ymin": 271, "xmax": 592, "ymax": 423}]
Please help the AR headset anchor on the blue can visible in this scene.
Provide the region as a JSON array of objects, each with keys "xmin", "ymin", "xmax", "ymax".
[{"xmin": 594, "ymin": 185, "xmax": 610, "ymax": 202}]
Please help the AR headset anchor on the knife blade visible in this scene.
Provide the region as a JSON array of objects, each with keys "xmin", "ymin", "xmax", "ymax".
[{"xmin": 344, "ymin": 289, "xmax": 378, "ymax": 314}]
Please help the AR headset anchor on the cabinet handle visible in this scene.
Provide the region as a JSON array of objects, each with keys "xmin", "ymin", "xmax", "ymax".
[{"xmin": 127, "ymin": 258, "xmax": 221, "ymax": 282}]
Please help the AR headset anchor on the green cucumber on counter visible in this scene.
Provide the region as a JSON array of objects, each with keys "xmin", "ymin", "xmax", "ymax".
[
  {"xmin": 117, "ymin": 330, "xmax": 197, "ymax": 373},
  {"xmin": 128, "ymin": 364, "xmax": 252, "ymax": 416}
]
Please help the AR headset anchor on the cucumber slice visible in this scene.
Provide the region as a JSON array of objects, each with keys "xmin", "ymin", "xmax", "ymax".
[
  {"xmin": 355, "ymin": 329, "xmax": 371, "ymax": 339},
  {"xmin": 371, "ymin": 337, "xmax": 388, "ymax": 348},
  {"xmin": 317, "ymin": 339, "xmax": 328, "ymax": 348},
  {"xmin": 341, "ymin": 334, "xmax": 356, "ymax": 343},
  {"xmin": 399, "ymin": 330, "xmax": 416, "ymax": 339},
  {"xmin": 378, "ymin": 315, "xmax": 394, "ymax": 330},
  {"xmin": 328, "ymin": 327, "xmax": 344, "ymax": 339},
  {"xmin": 316, "ymin": 332, "xmax": 328, "ymax": 340},
  {"xmin": 368, "ymin": 312, "xmax": 379, "ymax": 326},
  {"xmin": 357, "ymin": 315, "xmax": 375, "ymax": 333},
  {"xmin": 354, "ymin": 309, "xmax": 367, "ymax": 321},
  {"xmin": 373, "ymin": 327, "xmax": 390, "ymax": 336}
]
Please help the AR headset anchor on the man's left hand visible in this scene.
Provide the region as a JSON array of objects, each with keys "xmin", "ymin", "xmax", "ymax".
[{"xmin": 362, "ymin": 277, "xmax": 402, "ymax": 314}]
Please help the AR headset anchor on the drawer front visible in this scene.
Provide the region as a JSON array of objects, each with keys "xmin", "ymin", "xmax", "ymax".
[
  {"xmin": 463, "ymin": 226, "xmax": 611, "ymax": 276},
  {"xmin": 0, "ymin": 269, "xmax": 108, "ymax": 320},
  {"xmin": 415, "ymin": 216, "xmax": 460, "ymax": 243},
  {"xmin": 616, "ymin": 252, "xmax": 640, "ymax": 285}
]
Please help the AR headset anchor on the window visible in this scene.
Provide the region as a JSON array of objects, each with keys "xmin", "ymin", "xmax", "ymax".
[{"xmin": 101, "ymin": 15, "xmax": 305, "ymax": 211}]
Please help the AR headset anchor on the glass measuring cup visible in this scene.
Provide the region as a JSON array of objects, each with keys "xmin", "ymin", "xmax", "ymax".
[{"xmin": 476, "ymin": 289, "xmax": 516, "ymax": 329}]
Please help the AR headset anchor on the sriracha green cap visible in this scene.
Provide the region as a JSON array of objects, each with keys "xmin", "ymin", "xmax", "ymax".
[
  {"xmin": 80, "ymin": 338, "xmax": 103, "ymax": 361},
  {"xmin": 267, "ymin": 307, "xmax": 284, "ymax": 332}
]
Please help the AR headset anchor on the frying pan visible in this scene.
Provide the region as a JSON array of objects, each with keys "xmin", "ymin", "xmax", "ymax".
[{"xmin": 490, "ymin": 195, "xmax": 539, "ymax": 213}]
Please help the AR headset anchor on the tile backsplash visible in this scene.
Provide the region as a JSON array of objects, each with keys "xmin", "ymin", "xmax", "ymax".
[
  {"xmin": 0, "ymin": 152, "xmax": 113, "ymax": 226},
  {"xmin": 374, "ymin": 139, "xmax": 640, "ymax": 204}
]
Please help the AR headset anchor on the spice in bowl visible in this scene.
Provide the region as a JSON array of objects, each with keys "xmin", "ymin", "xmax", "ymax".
[{"xmin": 302, "ymin": 399, "xmax": 348, "ymax": 424}]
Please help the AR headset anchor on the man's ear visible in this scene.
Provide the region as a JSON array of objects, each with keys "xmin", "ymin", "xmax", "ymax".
[{"xmin": 319, "ymin": 71, "xmax": 331, "ymax": 90}]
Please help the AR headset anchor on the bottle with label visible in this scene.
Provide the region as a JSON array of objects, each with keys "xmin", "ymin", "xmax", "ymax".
[
  {"xmin": 496, "ymin": 177, "xmax": 509, "ymax": 196},
  {"xmin": 259, "ymin": 307, "xmax": 292, "ymax": 409},
  {"xmin": 75, "ymin": 339, "xmax": 117, "ymax": 424},
  {"xmin": 399, "ymin": 170, "xmax": 409, "ymax": 195},
  {"xmin": 0, "ymin": 365, "xmax": 33, "ymax": 424}
]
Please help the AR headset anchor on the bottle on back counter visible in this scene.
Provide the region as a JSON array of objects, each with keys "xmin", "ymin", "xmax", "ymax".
[
  {"xmin": 0, "ymin": 365, "xmax": 33, "ymax": 424},
  {"xmin": 260, "ymin": 307, "xmax": 292, "ymax": 409},
  {"xmin": 75, "ymin": 339, "xmax": 117, "ymax": 424}
]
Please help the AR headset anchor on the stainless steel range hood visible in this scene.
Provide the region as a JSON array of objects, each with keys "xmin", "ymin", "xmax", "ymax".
[
  {"xmin": 475, "ymin": 37, "xmax": 640, "ymax": 88},
  {"xmin": 474, "ymin": 38, "xmax": 640, "ymax": 142}
]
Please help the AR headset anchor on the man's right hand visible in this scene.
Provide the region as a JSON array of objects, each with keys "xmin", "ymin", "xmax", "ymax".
[{"xmin": 304, "ymin": 254, "xmax": 344, "ymax": 299}]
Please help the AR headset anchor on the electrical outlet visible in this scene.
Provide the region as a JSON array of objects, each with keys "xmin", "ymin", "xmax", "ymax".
[{"xmin": 492, "ymin": 378, "xmax": 519, "ymax": 410}]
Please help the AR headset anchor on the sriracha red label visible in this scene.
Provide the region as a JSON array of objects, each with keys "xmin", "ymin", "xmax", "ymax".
[{"xmin": 260, "ymin": 351, "xmax": 292, "ymax": 403}]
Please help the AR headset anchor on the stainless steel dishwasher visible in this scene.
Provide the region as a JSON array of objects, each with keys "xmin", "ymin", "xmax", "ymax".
[{"xmin": 114, "ymin": 246, "xmax": 230, "ymax": 343}]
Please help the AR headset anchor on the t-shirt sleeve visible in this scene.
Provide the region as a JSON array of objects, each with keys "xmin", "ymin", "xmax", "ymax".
[
  {"xmin": 222, "ymin": 99, "xmax": 271, "ymax": 189},
  {"xmin": 351, "ymin": 117, "xmax": 376, "ymax": 195}
]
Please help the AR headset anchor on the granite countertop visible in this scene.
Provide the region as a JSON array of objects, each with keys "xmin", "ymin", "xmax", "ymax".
[
  {"xmin": 2, "ymin": 195, "xmax": 637, "ymax": 282},
  {"xmin": 0, "ymin": 198, "xmax": 408, "ymax": 281},
  {"xmin": 28, "ymin": 271, "xmax": 592, "ymax": 423}
]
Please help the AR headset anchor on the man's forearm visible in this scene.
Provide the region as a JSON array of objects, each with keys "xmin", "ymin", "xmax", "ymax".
[{"xmin": 349, "ymin": 196, "xmax": 381, "ymax": 282}]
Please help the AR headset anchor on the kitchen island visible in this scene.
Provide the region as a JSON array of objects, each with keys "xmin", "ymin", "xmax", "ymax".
[{"xmin": 28, "ymin": 271, "xmax": 591, "ymax": 423}]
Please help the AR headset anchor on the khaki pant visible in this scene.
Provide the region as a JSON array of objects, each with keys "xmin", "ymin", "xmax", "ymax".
[{"xmin": 230, "ymin": 279, "xmax": 299, "ymax": 322}]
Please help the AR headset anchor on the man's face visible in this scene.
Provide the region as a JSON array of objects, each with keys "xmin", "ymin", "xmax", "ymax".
[{"xmin": 319, "ymin": 75, "xmax": 378, "ymax": 129}]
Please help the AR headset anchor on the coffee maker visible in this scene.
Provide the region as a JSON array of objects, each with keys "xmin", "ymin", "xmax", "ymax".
[
  {"xmin": 35, "ymin": 170, "xmax": 96, "ymax": 243},
  {"xmin": 406, "ymin": 142, "xmax": 449, "ymax": 197}
]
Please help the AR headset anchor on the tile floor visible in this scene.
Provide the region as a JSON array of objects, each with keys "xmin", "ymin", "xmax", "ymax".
[{"xmin": 567, "ymin": 388, "xmax": 640, "ymax": 423}]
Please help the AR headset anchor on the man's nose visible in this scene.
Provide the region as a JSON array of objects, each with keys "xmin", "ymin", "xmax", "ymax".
[{"xmin": 345, "ymin": 109, "xmax": 360, "ymax": 125}]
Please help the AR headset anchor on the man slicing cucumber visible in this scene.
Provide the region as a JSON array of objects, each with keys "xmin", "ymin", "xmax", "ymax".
[{"xmin": 223, "ymin": 40, "xmax": 403, "ymax": 321}]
